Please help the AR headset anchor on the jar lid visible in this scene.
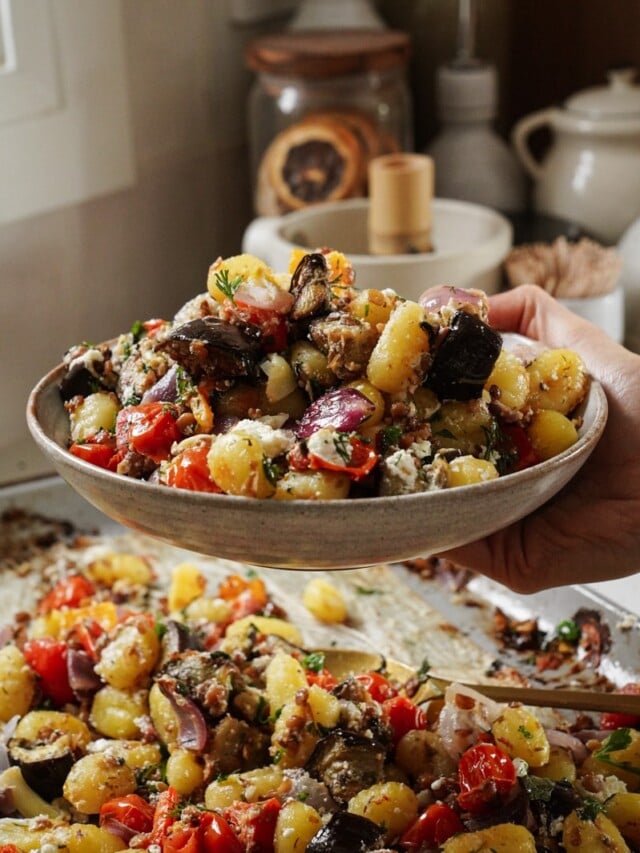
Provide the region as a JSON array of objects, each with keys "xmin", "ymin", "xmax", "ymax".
[
  {"xmin": 565, "ymin": 68, "xmax": 640, "ymax": 118},
  {"xmin": 245, "ymin": 30, "xmax": 411, "ymax": 79}
]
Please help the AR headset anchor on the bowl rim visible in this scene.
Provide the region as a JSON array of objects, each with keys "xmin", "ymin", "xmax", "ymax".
[
  {"xmin": 27, "ymin": 357, "xmax": 608, "ymax": 514},
  {"xmin": 274, "ymin": 197, "xmax": 514, "ymax": 264}
]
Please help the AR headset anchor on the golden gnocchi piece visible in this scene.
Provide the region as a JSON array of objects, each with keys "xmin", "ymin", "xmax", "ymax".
[
  {"xmin": 0, "ymin": 645, "xmax": 36, "ymax": 723},
  {"xmin": 527, "ymin": 409, "xmax": 579, "ymax": 461},
  {"xmin": 62, "ymin": 752, "xmax": 136, "ymax": 814},
  {"xmin": 367, "ymin": 299, "xmax": 431, "ymax": 394},
  {"xmin": 302, "ymin": 577, "xmax": 348, "ymax": 623},
  {"xmin": 491, "ymin": 705, "xmax": 550, "ymax": 767},
  {"xmin": 274, "ymin": 800, "xmax": 323, "ymax": 853},
  {"xmin": 447, "ymin": 455, "xmax": 499, "ymax": 486},
  {"xmin": 207, "ymin": 430, "xmax": 276, "ymax": 498},
  {"xmin": 347, "ymin": 781, "xmax": 418, "ymax": 842},
  {"xmin": 526, "ymin": 348, "xmax": 589, "ymax": 415},
  {"xmin": 485, "ymin": 349, "xmax": 530, "ymax": 410}
]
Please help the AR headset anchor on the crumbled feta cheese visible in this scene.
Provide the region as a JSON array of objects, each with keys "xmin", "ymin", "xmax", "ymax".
[
  {"xmin": 306, "ymin": 428, "xmax": 350, "ymax": 467},
  {"xmin": 231, "ymin": 418, "xmax": 293, "ymax": 458}
]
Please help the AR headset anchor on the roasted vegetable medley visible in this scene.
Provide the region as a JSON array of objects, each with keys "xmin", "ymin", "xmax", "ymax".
[
  {"xmin": 60, "ymin": 250, "xmax": 590, "ymax": 498},
  {"xmin": 1, "ymin": 555, "xmax": 640, "ymax": 852}
]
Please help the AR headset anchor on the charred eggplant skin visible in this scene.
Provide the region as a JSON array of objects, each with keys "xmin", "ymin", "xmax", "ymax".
[
  {"xmin": 425, "ymin": 310, "xmax": 502, "ymax": 401},
  {"xmin": 159, "ymin": 317, "xmax": 261, "ymax": 380},
  {"xmin": 290, "ymin": 252, "xmax": 331, "ymax": 321},
  {"xmin": 305, "ymin": 729, "xmax": 386, "ymax": 804},
  {"xmin": 306, "ymin": 811, "xmax": 385, "ymax": 853},
  {"xmin": 8, "ymin": 739, "xmax": 74, "ymax": 801}
]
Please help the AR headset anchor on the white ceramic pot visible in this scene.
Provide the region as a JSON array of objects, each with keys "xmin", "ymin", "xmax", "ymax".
[
  {"xmin": 242, "ymin": 197, "xmax": 512, "ymax": 300},
  {"xmin": 512, "ymin": 69, "xmax": 640, "ymax": 244}
]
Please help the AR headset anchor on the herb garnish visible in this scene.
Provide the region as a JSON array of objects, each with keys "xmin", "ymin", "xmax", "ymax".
[{"xmin": 214, "ymin": 268, "xmax": 243, "ymax": 300}]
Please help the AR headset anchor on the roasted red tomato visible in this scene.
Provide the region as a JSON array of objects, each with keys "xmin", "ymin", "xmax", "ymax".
[
  {"xmin": 223, "ymin": 797, "xmax": 281, "ymax": 853},
  {"xmin": 100, "ymin": 794, "xmax": 155, "ymax": 842},
  {"xmin": 145, "ymin": 787, "xmax": 179, "ymax": 847},
  {"xmin": 457, "ymin": 741, "xmax": 517, "ymax": 814},
  {"xmin": 38, "ymin": 573, "xmax": 96, "ymax": 615},
  {"xmin": 601, "ymin": 683, "xmax": 640, "ymax": 730},
  {"xmin": 23, "ymin": 638, "xmax": 75, "ymax": 706},
  {"xmin": 305, "ymin": 668, "xmax": 339, "ymax": 691},
  {"xmin": 162, "ymin": 810, "xmax": 243, "ymax": 853},
  {"xmin": 356, "ymin": 671, "xmax": 399, "ymax": 703},
  {"xmin": 502, "ymin": 423, "xmax": 539, "ymax": 472},
  {"xmin": 308, "ymin": 435, "xmax": 378, "ymax": 481},
  {"xmin": 116, "ymin": 402, "xmax": 181, "ymax": 463},
  {"xmin": 383, "ymin": 695, "xmax": 427, "ymax": 746},
  {"xmin": 68, "ymin": 429, "xmax": 117, "ymax": 469},
  {"xmin": 400, "ymin": 802, "xmax": 464, "ymax": 848},
  {"xmin": 165, "ymin": 443, "xmax": 221, "ymax": 493}
]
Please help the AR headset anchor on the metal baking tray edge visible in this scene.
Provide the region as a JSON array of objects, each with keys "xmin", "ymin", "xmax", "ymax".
[{"xmin": 2, "ymin": 475, "xmax": 639, "ymax": 687}]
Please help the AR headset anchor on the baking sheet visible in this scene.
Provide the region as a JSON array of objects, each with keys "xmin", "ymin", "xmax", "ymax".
[{"xmin": 2, "ymin": 476, "xmax": 639, "ymax": 692}]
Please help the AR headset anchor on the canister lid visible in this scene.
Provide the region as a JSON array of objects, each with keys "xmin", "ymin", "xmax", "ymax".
[
  {"xmin": 565, "ymin": 68, "xmax": 640, "ymax": 118},
  {"xmin": 245, "ymin": 30, "xmax": 411, "ymax": 79}
]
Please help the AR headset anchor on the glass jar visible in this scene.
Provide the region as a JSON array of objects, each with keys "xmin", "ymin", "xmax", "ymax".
[{"xmin": 244, "ymin": 30, "xmax": 413, "ymax": 215}]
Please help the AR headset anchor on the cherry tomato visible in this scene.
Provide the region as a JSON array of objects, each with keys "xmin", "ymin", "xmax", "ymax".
[
  {"xmin": 23, "ymin": 638, "xmax": 75, "ymax": 706},
  {"xmin": 144, "ymin": 786, "xmax": 179, "ymax": 847},
  {"xmin": 0, "ymin": 845, "xmax": 22, "ymax": 853},
  {"xmin": 601, "ymin": 683, "xmax": 640, "ymax": 730},
  {"xmin": 217, "ymin": 575, "xmax": 268, "ymax": 619},
  {"xmin": 116, "ymin": 402, "xmax": 181, "ymax": 463},
  {"xmin": 308, "ymin": 436, "xmax": 378, "ymax": 481},
  {"xmin": 502, "ymin": 423, "xmax": 539, "ymax": 472},
  {"xmin": 38, "ymin": 573, "xmax": 96, "ymax": 615},
  {"xmin": 143, "ymin": 318, "xmax": 168, "ymax": 337},
  {"xmin": 305, "ymin": 668, "xmax": 339, "ymax": 691},
  {"xmin": 69, "ymin": 440, "xmax": 117, "ymax": 469},
  {"xmin": 383, "ymin": 695, "xmax": 427, "ymax": 745},
  {"xmin": 166, "ymin": 443, "xmax": 221, "ymax": 493},
  {"xmin": 100, "ymin": 794, "xmax": 155, "ymax": 841},
  {"xmin": 457, "ymin": 742, "xmax": 517, "ymax": 814},
  {"xmin": 162, "ymin": 810, "xmax": 243, "ymax": 853},
  {"xmin": 400, "ymin": 802, "xmax": 464, "ymax": 848},
  {"xmin": 223, "ymin": 797, "xmax": 281, "ymax": 853},
  {"xmin": 356, "ymin": 671, "xmax": 399, "ymax": 703}
]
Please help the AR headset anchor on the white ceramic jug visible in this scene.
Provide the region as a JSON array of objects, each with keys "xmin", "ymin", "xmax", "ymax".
[{"xmin": 512, "ymin": 69, "xmax": 640, "ymax": 244}]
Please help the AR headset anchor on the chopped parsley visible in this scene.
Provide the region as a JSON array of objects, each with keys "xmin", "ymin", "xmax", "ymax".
[
  {"xmin": 302, "ymin": 652, "xmax": 325, "ymax": 673},
  {"xmin": 594, "ymin": 728, "xmax": 640, "ymax": 775},
  {"xmin": 556, "ymin": 618, "xmax": 581, "ymax": 644}
]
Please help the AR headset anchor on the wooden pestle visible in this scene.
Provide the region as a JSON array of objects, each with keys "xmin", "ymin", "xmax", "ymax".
[{"xmin": 368, "ymin": 153, "xmax": 434, "ymax": 255}]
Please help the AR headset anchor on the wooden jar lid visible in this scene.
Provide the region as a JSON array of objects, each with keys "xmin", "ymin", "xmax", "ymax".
[{"xmin": 245, "ymin": 30, "xmax": 411, "ymax": 79}]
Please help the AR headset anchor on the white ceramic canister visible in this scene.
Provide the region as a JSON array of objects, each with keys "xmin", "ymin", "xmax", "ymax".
[{"xmin": 512, "ymin": 69, "xmax": 640, "ymax": 244}]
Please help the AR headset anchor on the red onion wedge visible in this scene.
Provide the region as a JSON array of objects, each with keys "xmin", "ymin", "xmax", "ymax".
[
  {"xmin": 157, "ymin": 678, "xmax": 208, "ymax": 751},
  {"xmin": 294, "ymin": 387, "xmax": 375, "ymax": 439}
]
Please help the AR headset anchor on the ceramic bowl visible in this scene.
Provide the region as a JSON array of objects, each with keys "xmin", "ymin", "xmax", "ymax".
[
  {"xmin": 27, "ymin": 358, "xmax": 607, "ymax": 570},
  {"xmin": 242, "ymin": 198, "xmax": 513, "ymax": 300}
]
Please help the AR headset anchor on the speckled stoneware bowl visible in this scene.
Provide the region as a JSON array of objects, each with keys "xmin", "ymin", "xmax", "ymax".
[{"xmin": 27, "ymin": 360, "xmax": 607, "ymax": 569}]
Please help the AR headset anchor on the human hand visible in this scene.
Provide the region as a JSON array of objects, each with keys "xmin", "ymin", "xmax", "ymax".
[{"xmin": 438, "ymin": 284, "xmax": 640, "ymax": 593}]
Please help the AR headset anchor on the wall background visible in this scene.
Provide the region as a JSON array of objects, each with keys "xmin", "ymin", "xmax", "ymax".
[{"xmin": 2, "ymin": 0, "xmax": 639, "ymax": 482}]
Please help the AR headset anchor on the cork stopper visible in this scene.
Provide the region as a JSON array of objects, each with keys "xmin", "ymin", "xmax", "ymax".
[{"xmin": 368, "ymin": 153, "xmax": 434, "ymax": 255}]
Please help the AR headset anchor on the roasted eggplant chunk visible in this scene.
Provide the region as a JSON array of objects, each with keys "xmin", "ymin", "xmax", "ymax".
[
  {"xmin": 8, "ymin": 737, "xmax": 74, "ymax": 801},
  {"xmin": 306, "ymin": 811, "xmax": 385, "ymax": 853},
  {"xmin": 425, "ymin": 310, "xmax": 502, "ymax": 400},
  {"xmin": 290, "ymin": 252, "xmax": 331, "ymax": 321},
  {"xmin": 305, "ymin": 729, "xmax": 386, "ymax": 803},
  {"xmin": 159, "ymin": 317, "xmax": 261, "ymax": 380}
]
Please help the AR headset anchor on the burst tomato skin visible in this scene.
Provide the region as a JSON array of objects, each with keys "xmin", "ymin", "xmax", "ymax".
[
  {"xmin": 69, "ymin": 440, "xmax": 116, "ymax": 468},
  {"xmin": 38, "ymin": 573, "xmax": 96, "ymax": 614},
  {"xmin": 23, "ymin": 638, "xmax": 75, "ymax": 706},
  {"xmin": 502, "ymin": 423, "xmax": 539, "ymax": 472},
  {"xmin": 308, "ymin": 436, "xmax": 378, "ymax": 481},
  {"xmin": 162, "ymin": 810, "xmax": 243, "ymax": 853},
  {"xmin": 99, "ymin": 794, "xmax": 155, "ymax": 838},
  {"xmin": 383, "ymin": 695, "xmax": 427, "ymax": 746},
  {"xmin": 166, "ymin": 443, "xmax": 221, "ymax": 493},
  {"xmin": 355, "ymin": 671, "xmax": 399, "ymax": 703},
  {"xmin": 116, "ymin": 402, "xmax": 181, "ymax": 463},
  {"xmin": 400, "ymin": 802, "xmax": 464, "ymax": 848},
  {"xmin": 601, "ymin": 683, "xmax": 640, "ymax": 730},
  {"xmin": 457, "ymin": 742, "xmax": 517, "ymax": 814},
  {"xmin": 223, "ymin": 797, "xmax": 281, "ymax": 853}
]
